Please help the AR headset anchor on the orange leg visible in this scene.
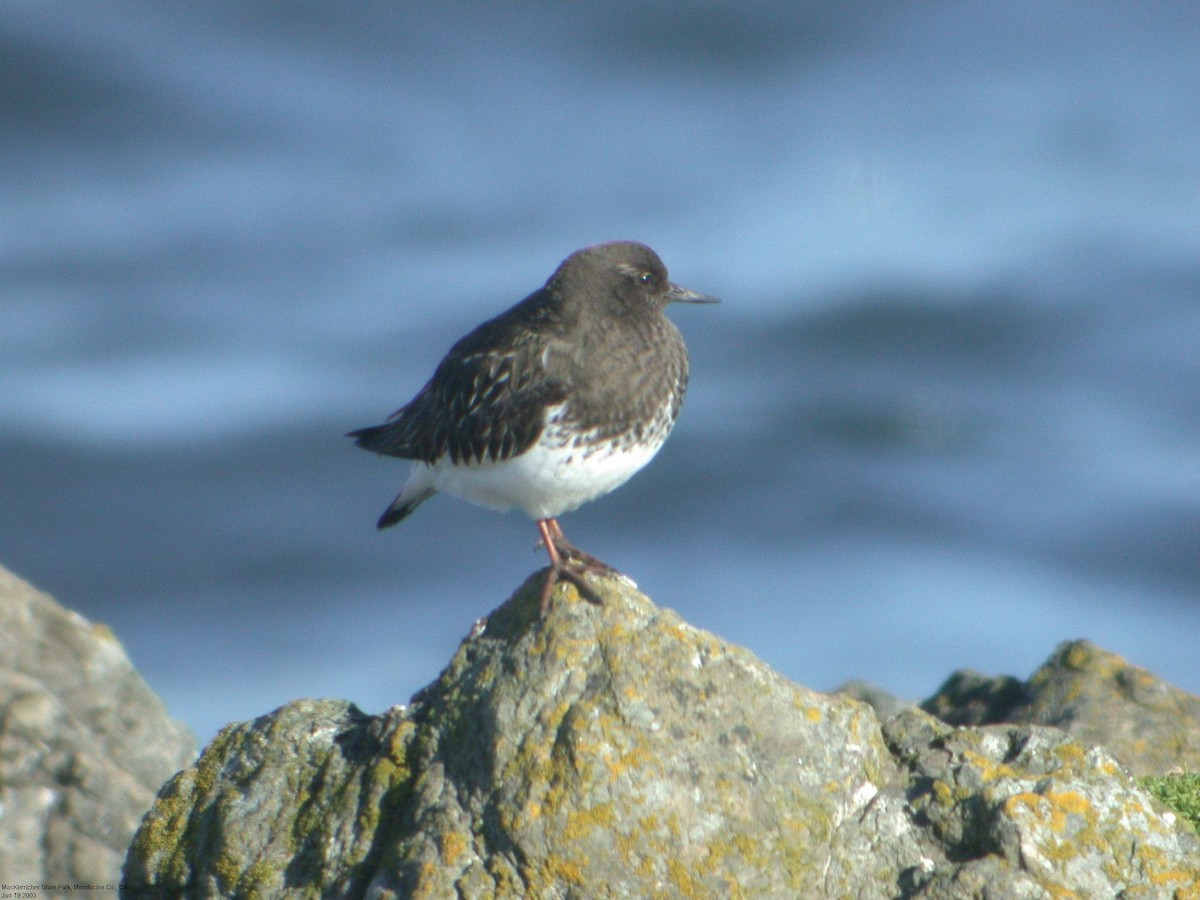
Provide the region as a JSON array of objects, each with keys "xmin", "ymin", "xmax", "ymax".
[
  {"xmin": 543, "ymin": 518, "xmax": 616, "ymax": 573},
  {"xmin": 535, "ymin": 518, "xmax": 606, "ymax": 615}
]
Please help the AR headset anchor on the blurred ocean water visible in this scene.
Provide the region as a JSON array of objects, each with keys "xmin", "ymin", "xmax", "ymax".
[{"xmin": 2, "ymin": 1, "xmax": 1197, "ymax": 742}]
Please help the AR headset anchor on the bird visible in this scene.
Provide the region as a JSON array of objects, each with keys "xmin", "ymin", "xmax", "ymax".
[{"xmin": 348, "ymin": 241, "xmax": 717, "ymax": 614}]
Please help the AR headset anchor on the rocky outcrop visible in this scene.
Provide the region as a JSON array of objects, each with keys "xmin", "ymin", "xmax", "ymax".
[
  {"xmin": 123, "ymin": 572, "xmax": 1200, "ymax": 898},
  {"xmin": 0, "ymin": 564, "xmax": 196, "ymax": 894},
  {"xmin": 834, "ymin": 678, "xmax": 915, "ymax": 722},
  {"xmin": 922, "ymin": 638, "xmax": 1200, "ymax": 777}
]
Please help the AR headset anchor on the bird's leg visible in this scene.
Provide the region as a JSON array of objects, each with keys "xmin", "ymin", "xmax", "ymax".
[
  {"xmin": 544, "ymin": 518, "xmax": 617, "ymax": 574},
  {"xmin": 536, "ymin": 519, "xmax": 602, "ymax": 615}
]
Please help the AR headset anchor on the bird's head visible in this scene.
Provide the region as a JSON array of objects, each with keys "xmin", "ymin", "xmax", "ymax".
[{"xmin": 551, "ymin": 241, "xmax": 720, "ymax": 315}]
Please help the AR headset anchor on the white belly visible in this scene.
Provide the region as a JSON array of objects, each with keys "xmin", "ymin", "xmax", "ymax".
[{"xmin": 424, "ymin": 428, "xmax": 668, "ymax": 520}]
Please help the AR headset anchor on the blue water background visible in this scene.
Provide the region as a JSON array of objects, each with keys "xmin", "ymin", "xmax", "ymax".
[{"xmin": 2, "ymin": 2, "xmax": 1198, "ymax": 743}]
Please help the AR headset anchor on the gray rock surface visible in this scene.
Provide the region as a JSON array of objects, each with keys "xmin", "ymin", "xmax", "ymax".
[
  {"xmin": 922, "ymin": 638, "xmax": 1200, "ymax": 777},
  {"xmin": 833, "ymin": 678, "xmax": 915, "ymax": 722},
  {"xmin": 0, "ymin": 564, "xmax": 197, "ymax": 896},
  {"xmin": 123, "ymin": 572, "xmax": 1200, "ymax": 898}
]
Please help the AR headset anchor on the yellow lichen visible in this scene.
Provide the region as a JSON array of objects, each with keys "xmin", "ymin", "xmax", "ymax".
[
  {"xmin": 1064, "ymin": 643, "xmax": 1094, "ymax": 669},
  {"xmin": 1004, "ymin": 791, "xmax": 1046, "ymax": 819},
  {"xmin": 1044, "ymin": 883, "xmax": 1083, "ymax": 900},
  {"xmin": 562, "ymin": 802, "xmax": 616, "ymax": 842},
  {"xmin": 1053, "ymin": 742, "xmax": 1086, "ymax": 767},
  {"xmin": 931, "ymin": 779, "xmax": 954, "ymax": 806},
  {"xmin": 605, "ymin": 744, "xmax": 653, "ymax": 778},
  {"xmin": 665, "ymin": 856, "xmax": 704, "ymax": 897},
  {"xmin": 1149, "ymin": 868, "xmax": 1200, "ymax": 886},
  {"xmin": 540, "ymin": 853, "xmax": 584, "ymax": 886},
  {"xmin": 1046, "ymin": 790, "xmax": 1092, "ymax": 815},
  {"xmin": 1004, "ymin": 789, "xmax": 1094, "ymax": 835},
  {"xmin": 963, "ymin": 748, "xmax": 1019, "ymax": 782},
  {"xmin": 439, "ymin": 830, "xmax": 469, "ymax": 866}
]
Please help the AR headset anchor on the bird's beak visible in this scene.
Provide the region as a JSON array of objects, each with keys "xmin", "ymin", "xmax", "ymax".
[{"xmin": 667, "ymin": 282, "xmax": 721, "ymax": 304}]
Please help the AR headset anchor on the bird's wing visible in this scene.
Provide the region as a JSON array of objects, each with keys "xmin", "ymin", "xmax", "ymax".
[{"xmin": 350, "ymin": 338, "xmax": 569, "ymax": 466}]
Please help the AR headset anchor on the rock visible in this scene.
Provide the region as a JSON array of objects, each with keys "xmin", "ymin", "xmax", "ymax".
[
  {"xmin": 123, "ymin": 573, "xmax": 1200, "ymax": 897},
  {"xmin": 122, "ymin": 698, "xmax": 408, "ymax": 897},
  {"xmin": 0, "ymin": 564, "xmax": 197, "ymax": 893},
  {"xmin": 883, "ymin": 709, "xmax": 1198, "ymax": 897},
  {"xmin": 833, "ymin": 678, "xmax": 915, "ymax": 722},
  {"xmin": 922, "ymin": 639, "xmax": 1200, "ymax": 776}
]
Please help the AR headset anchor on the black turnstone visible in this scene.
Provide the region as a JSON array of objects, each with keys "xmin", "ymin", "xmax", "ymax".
[{"xmin": 349, "ymin": 241, "xmax": 717, "ymax": 613}]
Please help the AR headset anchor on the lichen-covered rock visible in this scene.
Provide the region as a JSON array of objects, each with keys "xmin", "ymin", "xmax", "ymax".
[
  {"xmin": 922, "ymin": 639, "xmax": 1200, "ymax": 776},
  {"xmin": 122, "ymin": 574, "xmax": 1200, "ymax": 898},
  {"xmin": 0, "ymin": 564, "xmax": 196, "ymax": 895},
  {"xmin": 884, "ymin": 708, "xmax": 1199, "ymax": 897},
  {"xmin": 125, "ymin": 573, "xmax": 908, "ymax": 897},
  {"xmin": 834, "ymin": 678, "xmax": 915, "ymax": 722},
  {"xmin": 121, "ymin": 698, "xmax": 412, "ymax": 897}
]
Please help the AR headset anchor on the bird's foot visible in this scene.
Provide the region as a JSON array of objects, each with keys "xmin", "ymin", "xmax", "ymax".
[
  {"xmin": 550, "ymin": 537, "xmax": 618, "ymax": 575},
  {"xmin": 538, "ymin": 563, "xmax": 603, "ymax": 616},
  {"xmin": 534, "ymin": 518, "xmax": 614, "ymax": 616}
]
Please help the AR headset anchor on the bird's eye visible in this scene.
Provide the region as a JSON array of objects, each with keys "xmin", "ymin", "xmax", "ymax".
[{"xmin": 638, "ymin": 271, "xmax": 654, "ymax": 285}]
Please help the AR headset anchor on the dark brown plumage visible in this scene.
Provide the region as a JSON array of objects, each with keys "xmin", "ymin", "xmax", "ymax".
[{"xmin": 349, "ymin": 241, "xmax": 717, "ymax": 611}]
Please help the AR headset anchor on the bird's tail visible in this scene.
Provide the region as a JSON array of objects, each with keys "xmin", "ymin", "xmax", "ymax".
[
  {"xmin": 350, "ymin": 420, "xmax": 436, "ymax": 527},
  {"xmin": 348, "ymin": 422, "xmax": 405, "ymax": 456},
  {"xmin": 377, "ymin": 485, "xmax": 435, "ymax": 529}
]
